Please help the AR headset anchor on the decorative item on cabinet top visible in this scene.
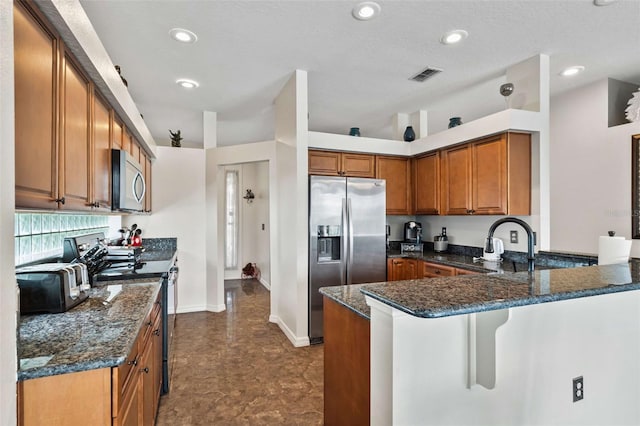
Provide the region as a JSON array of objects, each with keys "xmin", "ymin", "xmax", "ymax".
[
  {"xmin": 169, "ymin": 129, "xmax": 182, "ymax": 147},
  {"xmin": 448, "ymin": 117, "xmax": 462, "ymax": 128},
  {"xmin": 349, "ymin": 127, "xmax": 361, "ymax": 137},
  {"xmin": 403, "ymin": 126, "xmax": 416, "ymax": 142},
  {"xmin": 626, "ymin": 88, "xmax": 640, "ymax": 122}
]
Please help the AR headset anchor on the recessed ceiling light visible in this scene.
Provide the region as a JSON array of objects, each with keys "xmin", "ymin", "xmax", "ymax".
[
  {"xmin": 440, "ymin": 30, "xmax": 468, "ymax": 45},
  {"xmin": 594, "ymin": 0, "xmax": 617, "ymax": 6},
  {"xmin": 560, "ymin": 66, "xmax": 585, "ymax": 77},
  {"xmin": 169, "ymin": 28, "xmax": 198, "ymax": 43},
  {"xmin": 352, "ymin": 2, "xmax": 381, "ymax": 21},
  {"xmin": 176, "ymin": 79, "xmax": 199, "ymax": 89}
]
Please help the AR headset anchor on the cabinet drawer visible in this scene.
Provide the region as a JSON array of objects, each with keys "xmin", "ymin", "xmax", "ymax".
[
  {"xmin": 422, "ymin": 262, "xmax": 456, "ymax": 278},
  {"xmin": 112, "ymin": 330, "xmax": 141, "ymax": 417},
  {"xmin": 456, "ymin": 268, "xmax": 481, "ymax": 276}
]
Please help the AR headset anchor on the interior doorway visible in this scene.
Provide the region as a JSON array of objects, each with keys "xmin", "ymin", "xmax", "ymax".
[{"xmin": 222, "ymin": 161, "xmax": 271, "ymax": 289}]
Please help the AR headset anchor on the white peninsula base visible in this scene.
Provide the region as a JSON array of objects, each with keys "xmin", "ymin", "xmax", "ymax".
[{"xmin": 366, "ymin": 291, "xmax": 640, "ymax": 425}]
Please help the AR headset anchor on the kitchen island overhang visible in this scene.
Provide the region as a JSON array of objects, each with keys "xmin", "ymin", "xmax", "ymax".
[{"xmin": 362, "ymin": 264, "xmax": 640, "ymax": 426}]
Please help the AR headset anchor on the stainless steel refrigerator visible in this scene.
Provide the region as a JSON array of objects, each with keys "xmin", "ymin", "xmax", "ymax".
[{"xmin": 308, "ymin": 175, "xmax": 386, "ymax": 343}]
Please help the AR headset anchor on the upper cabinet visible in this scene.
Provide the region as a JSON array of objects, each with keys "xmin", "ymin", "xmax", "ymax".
[
  {"xmin": 308, "ymin": 150, "xmax": 375, "ymax": 177},
  {"xmin": 13, "ymin": 0, "xmax": 153, "ymax": 213},
  {"xmin": 414, "ymin": 152, "xmax": 440, "ymax": 215},
  {"xmin": 58, "ymin": 49, "xmax": 92, "ymax": 211},
  {"xmin": 92, "ymin": 92, "xmax": 111, "ymax": 211},
  {"xmin": 441, "ymin": 132, "xmax": 531, "ymax": 215},
  {"xmin": 376, "ymin": 156, "xmax": 411, "ymax": 215},
  {"xmin": 14, "ymin": 0, "xmax": 59, "ymax": 209}
]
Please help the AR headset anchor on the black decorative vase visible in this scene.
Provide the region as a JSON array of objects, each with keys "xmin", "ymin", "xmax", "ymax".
[
  {"xmin": 403, "ymin": 126, "xmax": 416, "ymax": 142},
  {"xmin": 349, "ymin": 127, "xmax": 361, "ymax": 137},
  {"xmin": 448, "ymin": 117, "xmax": 462, "ymax": 128}
]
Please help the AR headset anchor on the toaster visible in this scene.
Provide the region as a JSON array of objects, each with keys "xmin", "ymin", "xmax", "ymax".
[{"xmin": 16, "ymin": 263, "xmax": 90, "ymax": 314}]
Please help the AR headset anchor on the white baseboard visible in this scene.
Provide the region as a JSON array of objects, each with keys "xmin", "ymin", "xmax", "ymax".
[
  {"xmin": 259, "ymin": 277, "xmax": 270, "ymax": 290},
  {"xmin": 176, "ymin": 304, "xmax": 207, "ymax": 314},
  {"xmin": 206, "ymin": 303, "xmax": 226, "ymax": 313},
  {"xmin": 270, "ymin": 315, "xmax": 310, "ymax": 347}
]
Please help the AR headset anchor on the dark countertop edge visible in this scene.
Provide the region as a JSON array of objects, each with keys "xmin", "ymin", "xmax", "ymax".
[
  {"xmin": 386, "ymin": 252, "xmax": 496, "ymax": 273},
  {"xmin": 360, "ymin": 282, "xmax": 640, "ymax": 319},
  {"xmin": 320, "ymin": 289, "xmax": 371, "ymax": 320},
  {"xmin": 17, "ymin": 282, "xmax": 161, "ymax": 382}
]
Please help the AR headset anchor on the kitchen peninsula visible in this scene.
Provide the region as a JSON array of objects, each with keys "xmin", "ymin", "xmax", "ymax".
[{"xmin": 321, "ymin": 262, "xmax": 640, "ymax": 425}]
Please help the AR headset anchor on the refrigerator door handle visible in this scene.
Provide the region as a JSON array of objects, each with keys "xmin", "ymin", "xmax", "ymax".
[
  {"xmin": 341, "ymin": 198, "xmax": 347, "ymax": 285},
  {"xmin": 347, "ymin": 198, "xmax": 354, "ymax": 285}
]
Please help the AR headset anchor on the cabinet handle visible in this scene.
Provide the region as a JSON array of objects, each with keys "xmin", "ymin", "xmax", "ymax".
[
  {"xmin": 435, "ymin": 270, "xmax": 441, "ymax": 274},
  {"xmin": 153, "ymin": 329, "xmax": 160, "ymax": 336},
  {"xmin": 127, "ymin": 358, "xmax": 138, "ymax": 366},
  {"xmin": 54, "ymin": 197, "xmax": 65, "ymax": 205},
  {"xmin": 140, "ymin": 367, "xmax": 149, "ymax": 374},
  {"xmin": 147, "ymin": 320, "xmax": 153, "ymax": 327}
]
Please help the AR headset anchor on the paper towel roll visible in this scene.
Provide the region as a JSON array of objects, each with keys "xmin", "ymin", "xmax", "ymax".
[{"xmin": 598, "ymin": 236, "xmax": 632, "ymax": 265}]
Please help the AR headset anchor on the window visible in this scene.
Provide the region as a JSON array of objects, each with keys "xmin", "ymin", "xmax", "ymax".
[{"xmin": 225, "ymin": 170, "xmax": 239, "ymax": 269}]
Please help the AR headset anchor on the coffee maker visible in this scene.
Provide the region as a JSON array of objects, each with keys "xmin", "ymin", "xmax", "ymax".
[{"xmin": 404, "ymin": 221, "xmax": 422, "ymax": 243}]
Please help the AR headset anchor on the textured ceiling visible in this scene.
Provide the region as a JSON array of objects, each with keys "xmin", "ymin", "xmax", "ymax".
[{"xmin": 79, "ymin": 0, "xmax": 640, "ymax": 148}]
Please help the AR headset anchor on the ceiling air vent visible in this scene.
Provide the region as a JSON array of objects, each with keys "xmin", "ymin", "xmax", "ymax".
[{"xmin": 409, "ymin": 67, "xmax": 443, "ymax": 82}]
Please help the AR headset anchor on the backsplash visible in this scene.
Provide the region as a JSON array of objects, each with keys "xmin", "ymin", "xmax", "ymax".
[{"xmin": 14, "ymin": 213, "xmax": 111, "ymax": 265}]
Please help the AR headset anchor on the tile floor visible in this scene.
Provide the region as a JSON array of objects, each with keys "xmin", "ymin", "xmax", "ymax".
[{"xmin": 156, "ymin": 279, "xmax": 324, "ymax": 425}]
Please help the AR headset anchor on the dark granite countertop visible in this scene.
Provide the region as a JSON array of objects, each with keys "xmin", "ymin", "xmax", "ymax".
[
  {"xmin": 320, "ymin": 284, "xmax": 374, "ymax": 320},
  {"xmin": 361, "ymin": 263, "xmax": 640, "ymax": 318},
  {"xmin": 140, "ymin": 249, "xmax": 176, "ymax": 262},
  {"xmin": 18, "ymin": 281, "xmax": 160, "ymax": 381}
]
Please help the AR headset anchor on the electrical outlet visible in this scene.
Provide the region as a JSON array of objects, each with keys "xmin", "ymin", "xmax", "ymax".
[
  {"xmin": 510, "ymin": 230, "xmax": 518, "ymax": 244},
  {"xmin": 573, "ymin": 376, "xmax": 584, "ymax": 402}
]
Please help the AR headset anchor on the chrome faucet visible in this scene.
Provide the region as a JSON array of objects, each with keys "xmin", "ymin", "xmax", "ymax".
[{"xmin": 486, "ymin": 217, "xmax": 536, "ymax": 273}]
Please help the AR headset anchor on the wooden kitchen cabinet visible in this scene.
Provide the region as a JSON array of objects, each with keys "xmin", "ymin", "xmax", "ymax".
[
  {"xmin": 140, "ymin": 150, "xmax": 153, "ymax": 213},
  {"xmin": 414, "ymin": 151, "xmax": 440, "ymax": 215},
  {"xmin": 376, "ymin": 155, "xmax": 412, "ymax": 215},
  {"xmin": 323, "ymin": 297, "xmax": 370, "ymax": 426},
  {"xmin": 387, "ymin": 258, "xmax": 419, "ymax": 281},
  {"xmin": 422, "ymin": 261, "xmax": 456, "ymax": 278},
  {"xmin": 58, "ymin": 48, "xmax": 92, "ymax": 211},
  {"xmin": 20, "ymin": 293, "xmax": 162, "ymax": 426},
  {"xmin": 308, "ymin": 149, "xmax": 375, "ymax": 177},
  {"xmin": 441, "ymin": 132, "xmax": 531, "ymax": 215},
  {"xmin": 13, "ymin": 0, "xmax": 60, "ymax": 209},
  {"xmin": 14, "ymin": 0, "xmax": 128, "ymax": 212},
  {"xmin": 455, "ymin": 268, "xmax": 481, "ymax": 276},
  {"xmin": 91, "ymin": 91, "xmax": 112, "ymax": 211},
  {"xmin": 111, "ymin": 114, "xmax": 124, "ymax": 150}
]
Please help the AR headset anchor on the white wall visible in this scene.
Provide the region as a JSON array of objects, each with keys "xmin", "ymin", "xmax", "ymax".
[
  {"xmin": 550, "ymin": 79, "xmax": 640, "ymax": 255},
  {"xmin": 0, "ymin": 0, "xmax": 17, "ymax": 422},
  {"xmin": 241, "ymin": 161, "xmax": 270, "ymax": 288},
  {"xmin": 124, "ymin": 146, "xmax": 207, "ymax": 313},
  {"xmin": 274, "ymin": 70, "xmax": 310, "ymax": 346}
]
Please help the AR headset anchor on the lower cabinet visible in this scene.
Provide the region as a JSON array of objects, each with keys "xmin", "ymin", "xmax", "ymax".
[
  {"xmin": 387, "ymin": 258, "xmax": 420, "ymax": 281},
  {"xmin": 422, "ymin": 262, "xmax": 456, "ymax": 278},
  {"xmin": 323, "ymin": 297, "xmax": 370, "ymax": 426},
  {"xmin": 387, "ymin": 259, "xmax": 482, "ymax": 281},
  {"xmin": 19, "ymin": 293, "xmax": 162, "ymax": 426}
]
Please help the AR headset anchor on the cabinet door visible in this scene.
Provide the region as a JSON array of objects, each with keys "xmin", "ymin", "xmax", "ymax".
[
  {"xmin": 123, "ymin": 129, "xmax": 133, "ymax": 155},
  {"xmin": 414, "ymin": 152, "xmax": 440, "ymax": 215},
  {"xmin": 152, "ymin": 313, "xmax": 163, "ymax": 414},
  {"xmin": 140, "ymin": 334, "xmax": 155, "ymax": 426},
  {"xmin": 472, "ymin": 135, "xmax": 507, "ymax": 215},
  {"xmin": 405, "ymin": 259, "xmax": 418, "ymax": 280},
  {"xmin": 456, "ymin": 268, "xmax": 480, "ymax": 276},
  {"xmin": 308, "ymin": 150, "xmax": 340, "ymax": 176},
  {"xmin": 144, "ymin": 156, "xmax": 152, "ymax": 213},
  {"xmin": 388, "ymin": 258, "xmax": 404, "ymax": 281},
  {"xmin": 441, "ymin": 144, "xmax": 471, "ymax": 215},
  {"xmin": 342, "ymin": 153, "xmax": 375, "ymax": 178},
  {"xmin": 14, "ymin": 1, "xmax": 59, "ymax": 209},
  {"xmin": 112, "ymin": 115, "xmax": 123, "ymax": 150},
  {"xmin": 92, "ymin": 92, "xmax": 111, "ymax": 210},
  {"xmin": 114, "ymin": 373, "xmax": 140, "ymax": 426},
  {"xmin": 58, "ymin": 49, "xmax": 91, "ymax": 211},
  {"xmin": 130, "ymin": 140, "xmax": 141, "ymax": 165},
  {"xmin": 376, "ymin": 156, "xmax": 411, "ymax": 215}
]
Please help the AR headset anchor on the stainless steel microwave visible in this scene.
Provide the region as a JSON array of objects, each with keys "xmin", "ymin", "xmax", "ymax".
[{"xmin": 112, "ymin": 149, "xmax": 146, "ymax": 212}]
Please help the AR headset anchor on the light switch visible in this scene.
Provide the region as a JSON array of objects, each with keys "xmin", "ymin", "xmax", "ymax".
[{"xmin": 262, "ymin": 224, "xmax": 265, "ymax": 231}]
